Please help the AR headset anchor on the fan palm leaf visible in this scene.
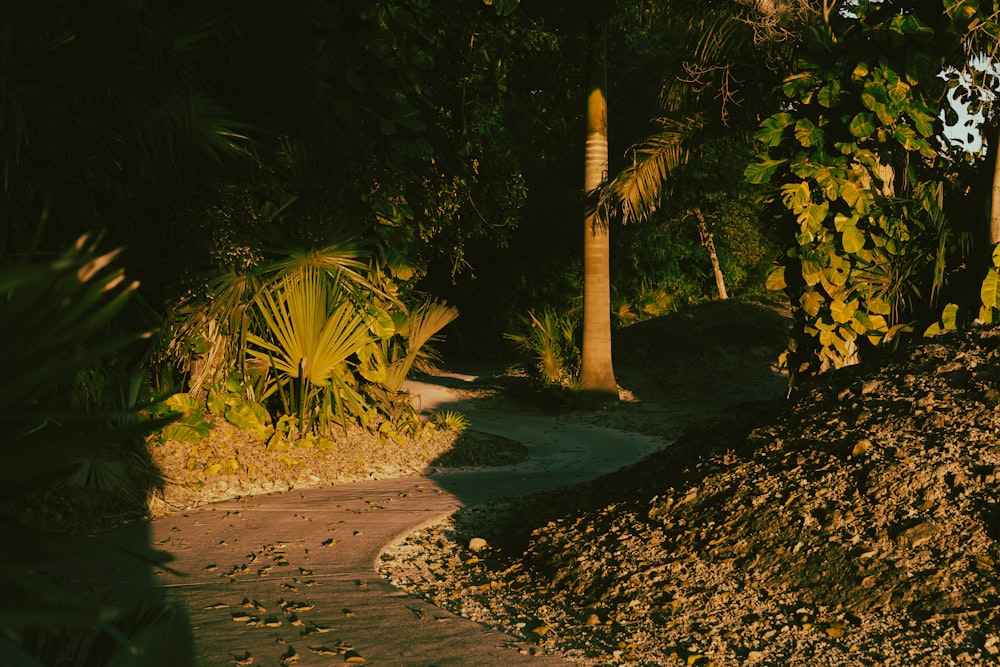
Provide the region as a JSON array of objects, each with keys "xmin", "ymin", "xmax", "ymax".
[
  {"xmin": 380, "ymin": 301, "xmax": 459, "ymax": 392},
  {"xmin": 247, "ymin": 267, "xmax": 372, "ymax": 387}
]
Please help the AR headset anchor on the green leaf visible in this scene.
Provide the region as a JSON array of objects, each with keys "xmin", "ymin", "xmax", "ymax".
[
  {"xmin": 907, "ymin": 107, "xmax": 937, "ymax": 137},
  {"xmin": 861, "ymin": 82, "xmax": 895, "ymax": 124},
  {"xmin": 794, "ymin": 118, "xmax": 825, "ymax": 147},
  {"xmin": 842, "ymin": 225, "xmax": 866, "ymax": 254},
  {"xmin": 162, "ymin": 414, "xmax": 212, "ymax": 444},
  {"xmin": 225, "ymin": 401, "xmax": 273, "ymax": 440},
  {"xmin": 817, "ymin": 80, "xmax": 843, "ymax": 108},
  {"xmin": 765, "ymin": 266, "xmax": 787, "ymax": 291},
  {"xmin": 892, "ymin": 124, "xmax": 929, "ymax": 153},
  {"xmin": 483, "ymin": 0, "xmax": 520, "ymax": 16},
  {"xmin": 981, "ymin": 268, "xmax": 1000, "ymax": 309},
  {"xmin": 884, "ymin": 70, "xmax": 911, "ymax": 106},
  {"xmin": 849, "ymin": 112, "xmax": 876, "ymax": 138},
  {"xmin": 755, "ymin": 113, "xmax": 795, "ymax": 147},
  {"xmin": 781, "ymin": 181, "xmax": 813, "ymax": 212},
  {"xmin": 783, "ymin": 71, "xmax": 817, "ymax": 98},
  {"xmin": 744, "ymin": 156, "xmax": 787, "ymax": 184},
  {"xmin": 889, "ymin": 13, "xmax": 933, "ymax": 38},
  {"xmin": 207, "ymin": 388, "xmax": 228, "ymax": 414}
]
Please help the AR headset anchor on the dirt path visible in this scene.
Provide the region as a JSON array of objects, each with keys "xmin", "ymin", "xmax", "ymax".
[{"xmin": 106, "ymin": 375, "xmax": 669, "ymax": 666}]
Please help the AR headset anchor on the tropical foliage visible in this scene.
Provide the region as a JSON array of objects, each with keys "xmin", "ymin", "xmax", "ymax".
[
  {"xmin": 166, "ymin": 241, "xmax": 458, "ymax": 441},
  {"xmin": 0, "ymin": 237, "xmax": 174, "ymax": 664},
  {"xmin": 745, "ymin": 0, "xmax": 993, "ymax": 378},
  {"xmin": 505, "ymin": 309, "xmax": 581, "ymax": 388}
]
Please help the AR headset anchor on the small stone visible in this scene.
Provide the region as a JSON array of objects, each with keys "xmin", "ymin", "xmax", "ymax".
[
  {"xmin": 344, "ymin": 650, "xmax": 366, "ymax": 663},
  {"xmin": 469, "ymin": 537, "xmax": 489, "ymax": 552},
  {"xmin": 852, "ymin": 439, "xmax": 873, "ymax": 456},
  {"xmin": 585, "ymin": 613, "xmax": 602, "ymax": 626},
  {"xmin": 897, "ymin": 521, "xmax": 938, "ymax": 548}
]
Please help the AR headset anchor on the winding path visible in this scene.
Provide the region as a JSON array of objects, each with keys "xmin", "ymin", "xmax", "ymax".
[{"xmin": 116, "ymin": 375, "xmax": 669, "ymax": 666}]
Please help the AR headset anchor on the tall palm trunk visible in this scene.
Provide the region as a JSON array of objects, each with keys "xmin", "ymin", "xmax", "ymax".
[
  {"xmin": 579, "ymin": 28, "xmax": 617, "ymax": 399},
  {"xmin": 991, "ymin": 125, "xmax": 1000, "ymax": 245}
]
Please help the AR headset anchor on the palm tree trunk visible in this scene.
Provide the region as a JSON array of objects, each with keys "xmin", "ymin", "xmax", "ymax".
[
  {"xmin": 991, "ymin": 125, "xmax": 1000, "ymax": 245},
  {"xmin": 579, "ymin": 27, "xmax": 617, "ymax": 399}
]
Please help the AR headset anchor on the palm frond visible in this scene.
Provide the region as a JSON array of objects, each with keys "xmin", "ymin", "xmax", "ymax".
[
  {"xmin": 607, "ymin": 117, "xmax": 701, "ymax": 224},
  {"xmin": 266, "ymin": 239, "xmax": 373, "ymax": 289},
  {"xmin": 0, "ymin": 236, "xmax": 173, "ymax": 659},
  {"xmin": 379, "ymin": 301, "xmax": 459, "ymax": 391}
]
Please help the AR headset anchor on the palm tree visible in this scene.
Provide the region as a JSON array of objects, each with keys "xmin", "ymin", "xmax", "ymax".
[{"xmin": 579, "ymin": 16, "xmax": 619, "ymax": 398}]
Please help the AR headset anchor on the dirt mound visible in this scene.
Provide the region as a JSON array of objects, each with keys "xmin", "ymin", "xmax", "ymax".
[
  {"xmin": 612, "ymin": 297, "xmax": 791, "ymax": 403},
  {"xmin": 383, "ymin": 324, "xmax": 1000, "ymax": 665}
]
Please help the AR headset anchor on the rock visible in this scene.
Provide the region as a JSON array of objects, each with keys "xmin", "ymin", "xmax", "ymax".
[{"xmin": 468, "ymin": 537, "xmax": 489, "ymax": 552}]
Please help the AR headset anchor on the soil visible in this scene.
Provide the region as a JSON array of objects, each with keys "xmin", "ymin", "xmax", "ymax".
[{"xmin": 380, "ymin": 299, "xmax": 1000, "ymax": 666}]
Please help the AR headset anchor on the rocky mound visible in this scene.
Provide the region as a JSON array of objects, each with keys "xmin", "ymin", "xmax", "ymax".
[{"xmin": 382, "ymin": 326, "xmax": 1000, "ymax": 665}]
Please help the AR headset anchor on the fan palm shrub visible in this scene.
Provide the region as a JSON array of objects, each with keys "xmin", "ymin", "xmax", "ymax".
[
  {"xmin": 247, "ymin": 265, "xmax": 374, "ymax": 433},
  {"xmin": 505, "ymin": 308, "xmax": 581, "ymax": 387},
  {"xmin": 0, "ymin": 236, "xmax": 175, "ymax": 664},
  {"xmin": 166, "ymin": 238, "xmax": 459, "ymax": 439}
]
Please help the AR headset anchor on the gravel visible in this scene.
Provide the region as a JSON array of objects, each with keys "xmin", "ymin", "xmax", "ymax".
[{"xmin": 381, "ymin": 322, "xmax": 1000, "ymax": 666}]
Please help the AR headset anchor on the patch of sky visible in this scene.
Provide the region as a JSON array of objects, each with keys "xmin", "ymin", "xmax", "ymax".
[{"xmin": 939, "ymin": 55, "xmax": 999, "ymax": 157}]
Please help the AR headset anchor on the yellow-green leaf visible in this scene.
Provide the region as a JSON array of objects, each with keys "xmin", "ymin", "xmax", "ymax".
[
  {"xmin": 755, "ymin": 113, "xmax": 795, "ymax": 147},
  {"xmin": 817, "ymin": 79, "xmax": 842, "ymax": 107},
  {"xmin": 848, "ymin": 112, "xmax": 876, "ymax": 138},
  {"xmin": 800, "ymin": 290, "xmax": 824, "ymax": 316},
  {"xmin": 744, "ymin": 156, "xmax": 786, "ymax": 184},
  {"xmin": 795, "ymin": 117, "xmax": 825, "ymax": 147},
  {"xmin": 226, "ymin": 401, "xmax": 273, "ymax": 440},
  {"xmin": 830, "ymin": 298, "xmax": 859, "ymax": 324},
  {"xmin": 799, "ymin": 202, "xmax": 830, "ymax": 232},
  {"xmin": 842, "ymin": 225, "xmax": 866, "ymax": 254},
  {"xmin": 982, "ymin": 268, "xmax": 1000, "ymax": 309},
  {"xmin": 766, "ymin": 265, "xmax": 787, "ymax": 291}
]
